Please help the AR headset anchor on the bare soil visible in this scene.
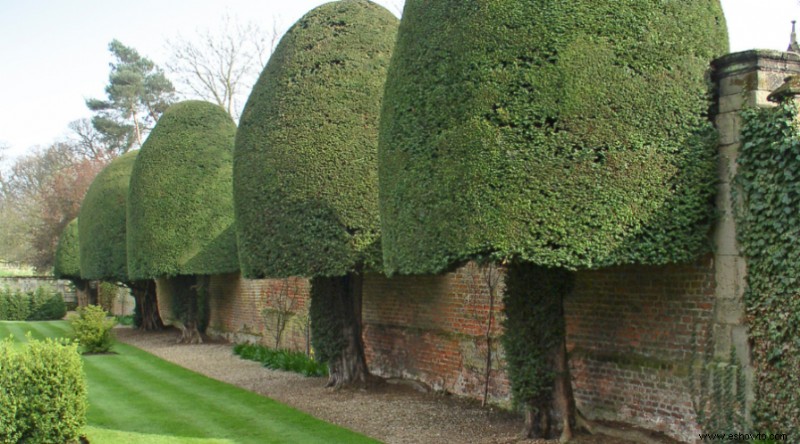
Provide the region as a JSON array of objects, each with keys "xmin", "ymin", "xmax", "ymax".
[{"xmin": 116, "ymin": 327, "xmax": 669, "ymax": 444}]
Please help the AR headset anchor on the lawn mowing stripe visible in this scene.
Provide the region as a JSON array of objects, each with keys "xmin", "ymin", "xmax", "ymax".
[
  {"xmin": 0, "ymin": 322, "xmax": 39, "ymax": 343},
  {"xmin": 0, "ymin": 320, "xmax": 70, "ymax": 342},
  {"xmin": 84, "ymin": 343, "xmax": 376, "ymax": 443},
  {"xmin": 84, "ymin": 351, "xmax": 298, "ymax": 443},
  {"xmin": 82, "ymin": 354, "xmax": 227, "ymax": 438},
  {"xmin": 18, "ymin": 320, "xmax": 69, "ymax": 340},
  {"xmin": 83, "ymin": 349, "xmax": 366, "ymax": 444}
]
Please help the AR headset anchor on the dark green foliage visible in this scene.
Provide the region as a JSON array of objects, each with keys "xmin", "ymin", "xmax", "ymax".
[
  {"xmin": 309, "ymin": 276, "xmax": 348, "ymax": 365},
  {"xmin": 234, "ymin": 343, "xmax": 328, "ymax": 377},
  {"xmin": 0, "ymin": 287, "xmax": 30, "ymax": 320},
  {"xmin": 0, "ymin": 286, "xmax": 65, "ymax": 321},
  {"xmin": 79, "ymin": 151, "xmax": 138, "ymax": 281},
  {"xmin": 0, "ymin": 336, "xmax": 87, "ymax": 443},
  {"xmin": 127, "ymin": 100, "xmax": 238, "ymax": 279},
  {"xmin": 736, "ymin": 102, "xmax": 800, "ymax": 433},
  {"xmin": 501, "ymin": 263, "xmax": 573, "ymax": 411},
  {"xmin": 234, "ymin": 0, "xmax": 398, "ymax": 278},
  {"xmin": 170, "ymin": 275, "xmax": 210, "ymax": 334},
  {"xmin": 379, "ymin": 0, "xmax": 729, "ymax": 274},
  {"xmin": 27, "ymin": 287, "xmax": 67, "ymax": 321},
  {"xmin": 53, "ymin": 219, "xmax": 81, "ymax": 279}
]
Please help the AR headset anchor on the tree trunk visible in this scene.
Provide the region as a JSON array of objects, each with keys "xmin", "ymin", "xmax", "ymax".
[
  {"xmin": 522, "ymin": 282, "xmax": 575, "ymax": 442},
  {"xmin": 72, "ymin": 279, "xmax": 91, "ymax": 307},
  {"xmin": 87, "ymin": 281, "xmax": 99, "ymax": 306},
  {"xmin": 504, "ymin": 263, "xmax": 576, "ymax": 442},
  {"xmin": 310, "ymin": 273, "xmax": 369, "ymax": 389},
  {"xmin": 131, "ymin": 280, "xmax": 164, "ymax": 331},
  {"xmin": 171, "ymin": 275, "xmax": 203, "ymax": 344}
]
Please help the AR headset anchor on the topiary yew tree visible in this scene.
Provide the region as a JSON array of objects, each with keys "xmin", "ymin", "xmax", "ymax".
[
  {"xmin": 53, "ymin": 218, "xmax": 81, "ymax": 281},
  {"xmin": 53, "ymin": 218, "xmax": 96, "ymax": 307},
  {"xmin": 127, "ymin": 100, "xmax": 238, "ymax": 343},
  {"xmin": 379, "ymin": 0, "xmax": 728, "ymax": 439},
  {"xmin": 235, "ymin": 0, "xmax": 398, "ymax": 387},
  {"xmin": 79, "ymin": 151, "xmax": 163, "ymax": 330}
]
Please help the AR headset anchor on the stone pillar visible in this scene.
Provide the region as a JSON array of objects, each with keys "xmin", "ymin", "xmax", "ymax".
[{"xmin": 710, "ymin": 50, "xmax": 800, "ymax": 419}]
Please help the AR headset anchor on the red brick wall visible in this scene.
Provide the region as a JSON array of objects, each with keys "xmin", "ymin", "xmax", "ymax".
[
  {"xmin": 362, "ymin": 262, "xmax": 509, "ymax": 404},
  {"xmin": 207, "ymin": 273, "xmax": 311, "ymax": 352},
  {"xmin": 567, "ymin": 256, "xmax": 716, "ymax": 443},
  {"xmin": 208, "ymin": 257, "xmax": 716, "ymax": 443}
]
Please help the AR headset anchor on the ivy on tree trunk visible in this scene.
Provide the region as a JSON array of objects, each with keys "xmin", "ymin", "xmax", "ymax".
[
  {"xmin": 502, "ymin": 262, "xmax": 576, "ymax": 441},
  {"xmin": 310, "ymin": 273, "xmax": 369, "ymax": 388},
  {"xmin": 170, "ymin": 275, "xmax": 210, "ymax": 344}
]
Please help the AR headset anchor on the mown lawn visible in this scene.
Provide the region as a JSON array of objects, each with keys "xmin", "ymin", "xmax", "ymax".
[{"xmin": 0, "ymin": 321, "xmax": 379, "ymax": 444}]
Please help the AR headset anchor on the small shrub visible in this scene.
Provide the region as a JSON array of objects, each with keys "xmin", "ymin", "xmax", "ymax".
[
  {"xmin": 0, "ymin": 287, "xmax": 66, "ymax": 321},
  {"xmin": 0, "ymin": 336, "xmax": 88, "ymax": 443},
  {"xmin": 115, "ymin": 315, "xmax": 134, "ymax": 326},
  {"xmin": 70, "ymin": 305, "xmax": 116, "ymax": 353},
  {"xmin": 0, "ymin": 288, "xmax": 30, "ymax": 321},
  {"xmin": 27, "ymin": 287, "xmax": 67, "ymax": 321},
  {"xmin": 234, "ymin": 343, "xmax": 327, "ymax": 377}
]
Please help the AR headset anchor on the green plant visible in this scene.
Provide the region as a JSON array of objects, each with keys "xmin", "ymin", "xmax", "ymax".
[
  {"xmin": 98, "ymin": 281, "xmax": 119, "ymax": 312},
  {"xmin": 0, "ymin": 335, "xmax": 87, "ymax": 444},
  {"xmin": 378, "ymin": 0, "xmax": 728, "ymax": 274},
  {"xmin": 0, "ymin": 287, "xmax": 30, "ymax": 321},
  {"xmin": 736, "ymin": 101, "xmax": 800, "ymax": 433},
  {"xmin": 127, "ymin": 100, "xmax": 238, "ymax": 280},
  {"xmin": 234, "ymin": 0, "xmax": 398, "ymax": 278},
  {"xmin": 115, "ymin": 314, "xmax": 134, "ymax": 326},
  {"xmin": 234, "ymin": 0, "xmax": 398, "ymax": 387},
  {"xmin": 234, "ymin": 342, "xmax": 328, "ymax": 377},
  {"xmin": 52, "ymin": 218, "xmax": 81, "ymax": 280},
  {"xmin": 79, "ymin": 151, "xmax": 139, "ymax": 281},
  {"xmin": 70, "ymin": 304, "xmax": 116, "ymax": 353},
  {"xmin": 27, "ymin": 286, "xmax": 67, "ymax": 321}
]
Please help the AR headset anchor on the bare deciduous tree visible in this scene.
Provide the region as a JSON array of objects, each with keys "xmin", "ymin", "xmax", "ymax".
[{"xmin": 166, "ymin": 14, "xmax": 282, "ymax": 121}]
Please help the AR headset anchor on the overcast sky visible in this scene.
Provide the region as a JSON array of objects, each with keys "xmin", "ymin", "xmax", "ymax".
[{"xmin": 1, "ymin": 0, "xmax": 798, "ymax": 163}]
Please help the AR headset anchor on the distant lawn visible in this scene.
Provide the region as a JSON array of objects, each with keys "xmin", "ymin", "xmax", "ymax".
[{"xmin": 0, "ymin": 321, "xmax": 379, "ymax": 444}]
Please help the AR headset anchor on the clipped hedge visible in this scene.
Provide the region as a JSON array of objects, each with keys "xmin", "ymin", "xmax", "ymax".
[
  {"xmin": 736, "ymin": 101, "xmax": 800, "ymax": 433},
  {"xmin": 53, "ymin": 218, "xmax": 81, "ymax": 280},
  {"xmin": 0, "ymin": 286, "xmax": 66, "ymax": 321},
  {"xmin": 0, "ymin": 337, "xmax": 87, "ymax": 443},
  {"xmin": 127, "ymin": 100, "xmax": 238, "ymax": 279},
  {"xmin": 234, "ymin": 0, "xmax": 398, "ymax": 278},
  {"xmin": 80, "ymin": 150, "xmax": 139, "ymax": 281},
  {"xmin": 378, "ymin": 0, "xmax": 729, "ymax": 274}
]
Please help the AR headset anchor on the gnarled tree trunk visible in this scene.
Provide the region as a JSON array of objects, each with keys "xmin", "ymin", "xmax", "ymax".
[
  {"xmin": 130, "ymin": 280, "xmax": 164, "ymax": 331},
  {"xmin": 503, "ymin": 263, "xmax": 576, "ymax": 442},
  {"xmin": 310, "ymin": 272, "xmax": 369, "ymax": 389},
  {"xmin": 172, "ymin": 275, "xmax": 207, "ymax": 344}
]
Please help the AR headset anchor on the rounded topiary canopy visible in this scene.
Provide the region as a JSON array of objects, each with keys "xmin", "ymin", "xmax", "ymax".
[
  {"xmin": 53, "ymin": 218, "xmax": 80, "ymax": 280},
  {"xmin": 127, "ymin": 100, "xmax": 238, "ymax": 280},
  {"xmin": 378, "ymin": 0, "xmax": 729, "ymax": 274},
  {"xmin": 79, "ymin": 150, "xmax": 138, "ymax": 281},
  {"xmin": 234, "ymin": 0, "xmax": 398, "ymax": 279}
]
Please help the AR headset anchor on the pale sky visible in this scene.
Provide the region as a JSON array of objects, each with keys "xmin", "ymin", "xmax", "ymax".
[{"xmin": 1, "ymin": 0, "xmax": 798, "ymax": 163}]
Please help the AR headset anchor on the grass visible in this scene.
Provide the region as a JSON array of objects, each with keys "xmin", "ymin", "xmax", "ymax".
[
  {"xmin": 0, "ymin": 321, "xmax": 379, "ymax": 444},
  {"xmin": 0, "ymin": 263, "xmax": 37, "ymax": 277}
]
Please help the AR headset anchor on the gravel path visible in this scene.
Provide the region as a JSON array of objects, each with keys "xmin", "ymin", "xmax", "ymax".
[{"xmin": 116, "ymin": 327, "xmax": 637, "ymax": 444}]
